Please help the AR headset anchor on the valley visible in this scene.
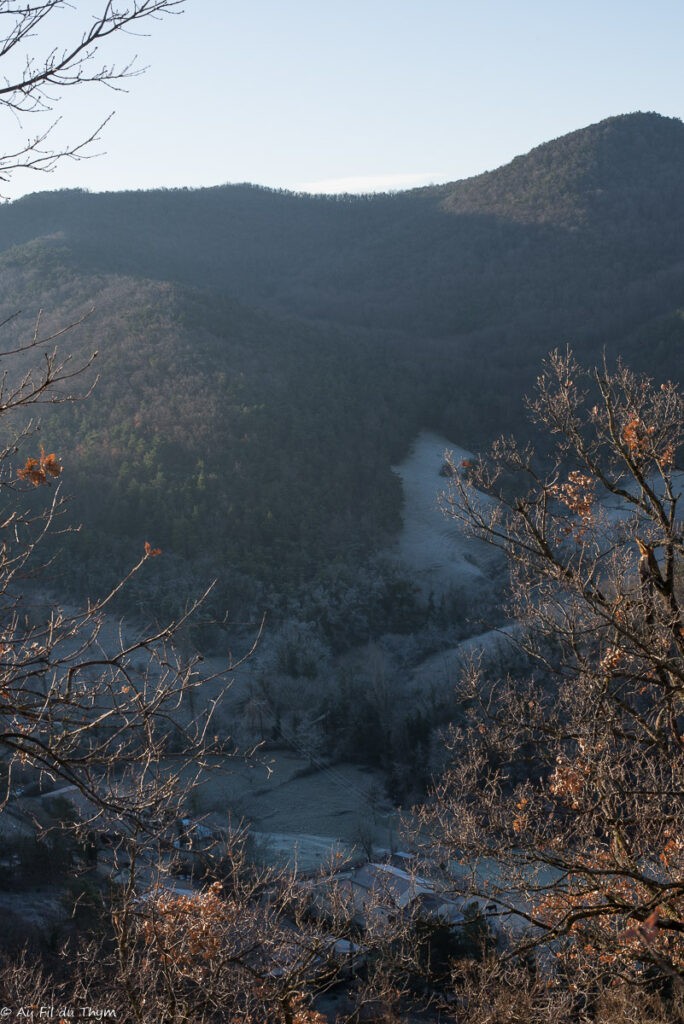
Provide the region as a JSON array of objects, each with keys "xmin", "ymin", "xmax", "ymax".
[
  {"xmin": 0, "ymin": 109, "xmax": 682, "ymax": 1017},
  {"xmin": 2, "ymin": 111, "xmax": 682, "ymax": 855}
]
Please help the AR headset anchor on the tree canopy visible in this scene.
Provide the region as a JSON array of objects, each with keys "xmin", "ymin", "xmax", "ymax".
[{"xmin": 422, "ymin": 351, "xmax": 684, "ymax": 990}]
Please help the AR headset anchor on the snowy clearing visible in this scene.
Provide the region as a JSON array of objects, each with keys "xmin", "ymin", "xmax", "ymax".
[{"xmin": 390, "ymin": 430, "xmax": 503, "ymax": 596}]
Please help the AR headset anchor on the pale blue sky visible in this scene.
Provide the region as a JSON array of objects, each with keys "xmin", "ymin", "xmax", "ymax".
[{"xmin": 5, "ymin": 0, "xmax": 684, "ymax": 198}]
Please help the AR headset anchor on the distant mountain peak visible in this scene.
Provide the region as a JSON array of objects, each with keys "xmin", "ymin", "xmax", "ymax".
[{"xmin": 439, "ymin": 111, "xmax": 684, "ymax": 226}]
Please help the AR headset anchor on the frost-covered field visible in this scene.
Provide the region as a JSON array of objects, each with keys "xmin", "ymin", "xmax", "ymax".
[
  {"xmin": 10, "ymin": 431, "xmax": 512, "ymax": 871},
  {"xmin": 390, "ymin": 430, "xmax": 502, "ymax": 596},
  {"xmin": 177, "ymin": 751, "xmax": 397, "ymax": 871}
]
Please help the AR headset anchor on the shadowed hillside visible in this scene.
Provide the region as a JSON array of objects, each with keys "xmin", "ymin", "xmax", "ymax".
[{"xmin": 0, "ymin": 111, "xmax": 682, "ymax": 625}]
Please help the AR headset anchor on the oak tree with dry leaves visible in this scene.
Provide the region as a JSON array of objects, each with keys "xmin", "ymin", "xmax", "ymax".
[{"xmin": 422, "ymin": 351, "xmax": 684, "ymax": 995}]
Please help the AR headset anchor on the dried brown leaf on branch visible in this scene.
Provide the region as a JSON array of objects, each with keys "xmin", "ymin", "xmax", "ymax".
[
  {"xmin": 424, "ymin": 350, "xmax": 684, "ymax": 993},
  {"xmin": 17, "ymin": 445, "xmax": 62, "ymax": 486}
]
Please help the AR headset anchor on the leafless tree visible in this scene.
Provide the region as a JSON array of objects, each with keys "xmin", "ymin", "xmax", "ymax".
[
  {"xmin": 0, "ymin": 0, "xmax": 183, "ymax": 187},
  {"xmin": 0, "ymin": 0, "xmax": 242, "ymax": 884},
  {"xmin": 0, "ymin": 0, "xmax": 223, "ymax": 829},
  {"xmin": 420, "ymin": 351, "xmax": 684, "ymax": 991},
  {"xmin": 0, "ymin": 308, "xmax": 256, "ymax": 857}
]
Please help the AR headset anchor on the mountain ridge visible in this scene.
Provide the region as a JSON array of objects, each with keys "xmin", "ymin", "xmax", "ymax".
[
  {"xmin": 436, "ymin": 111, "xmax": 684, "ymax": 223},
  {"xmin": 0, "ymin": 111, "xmax": 681, "ymax": 622},
  {"xmin": 1, "ymin": 111, "xmax": 680, "ymax": 341}
]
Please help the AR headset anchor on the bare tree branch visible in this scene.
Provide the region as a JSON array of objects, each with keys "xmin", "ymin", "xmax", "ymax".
[
  {"xmin": 0, "ymin": 1, "xmax": 184, "ymax": 185},
  {"xmin": 422, "ymin": 351, "xmax": 684, "ymax": 989}
]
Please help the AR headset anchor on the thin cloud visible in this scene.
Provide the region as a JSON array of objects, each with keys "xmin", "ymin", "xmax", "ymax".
[{"xmin": 296, "ymin": 171, "xmax": 447, "ymax": 194}]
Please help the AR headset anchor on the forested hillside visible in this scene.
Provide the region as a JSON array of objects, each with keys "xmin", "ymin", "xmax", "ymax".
[{"xmin": 1, "ymin": 111, "xmax": 682, "ymax": 628}]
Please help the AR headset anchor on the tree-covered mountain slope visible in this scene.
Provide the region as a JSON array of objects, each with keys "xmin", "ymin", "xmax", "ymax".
[
  {"xmin": 0, "ymin": 112, "xmax": 682, "ymax": 624},
  {"xmin": 2, "ymin": 112, "xmax": 683, "ymax": 343},
  {"xmin": 0, "ymin": 244, "xmax": 432, "ymax": 620}
]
